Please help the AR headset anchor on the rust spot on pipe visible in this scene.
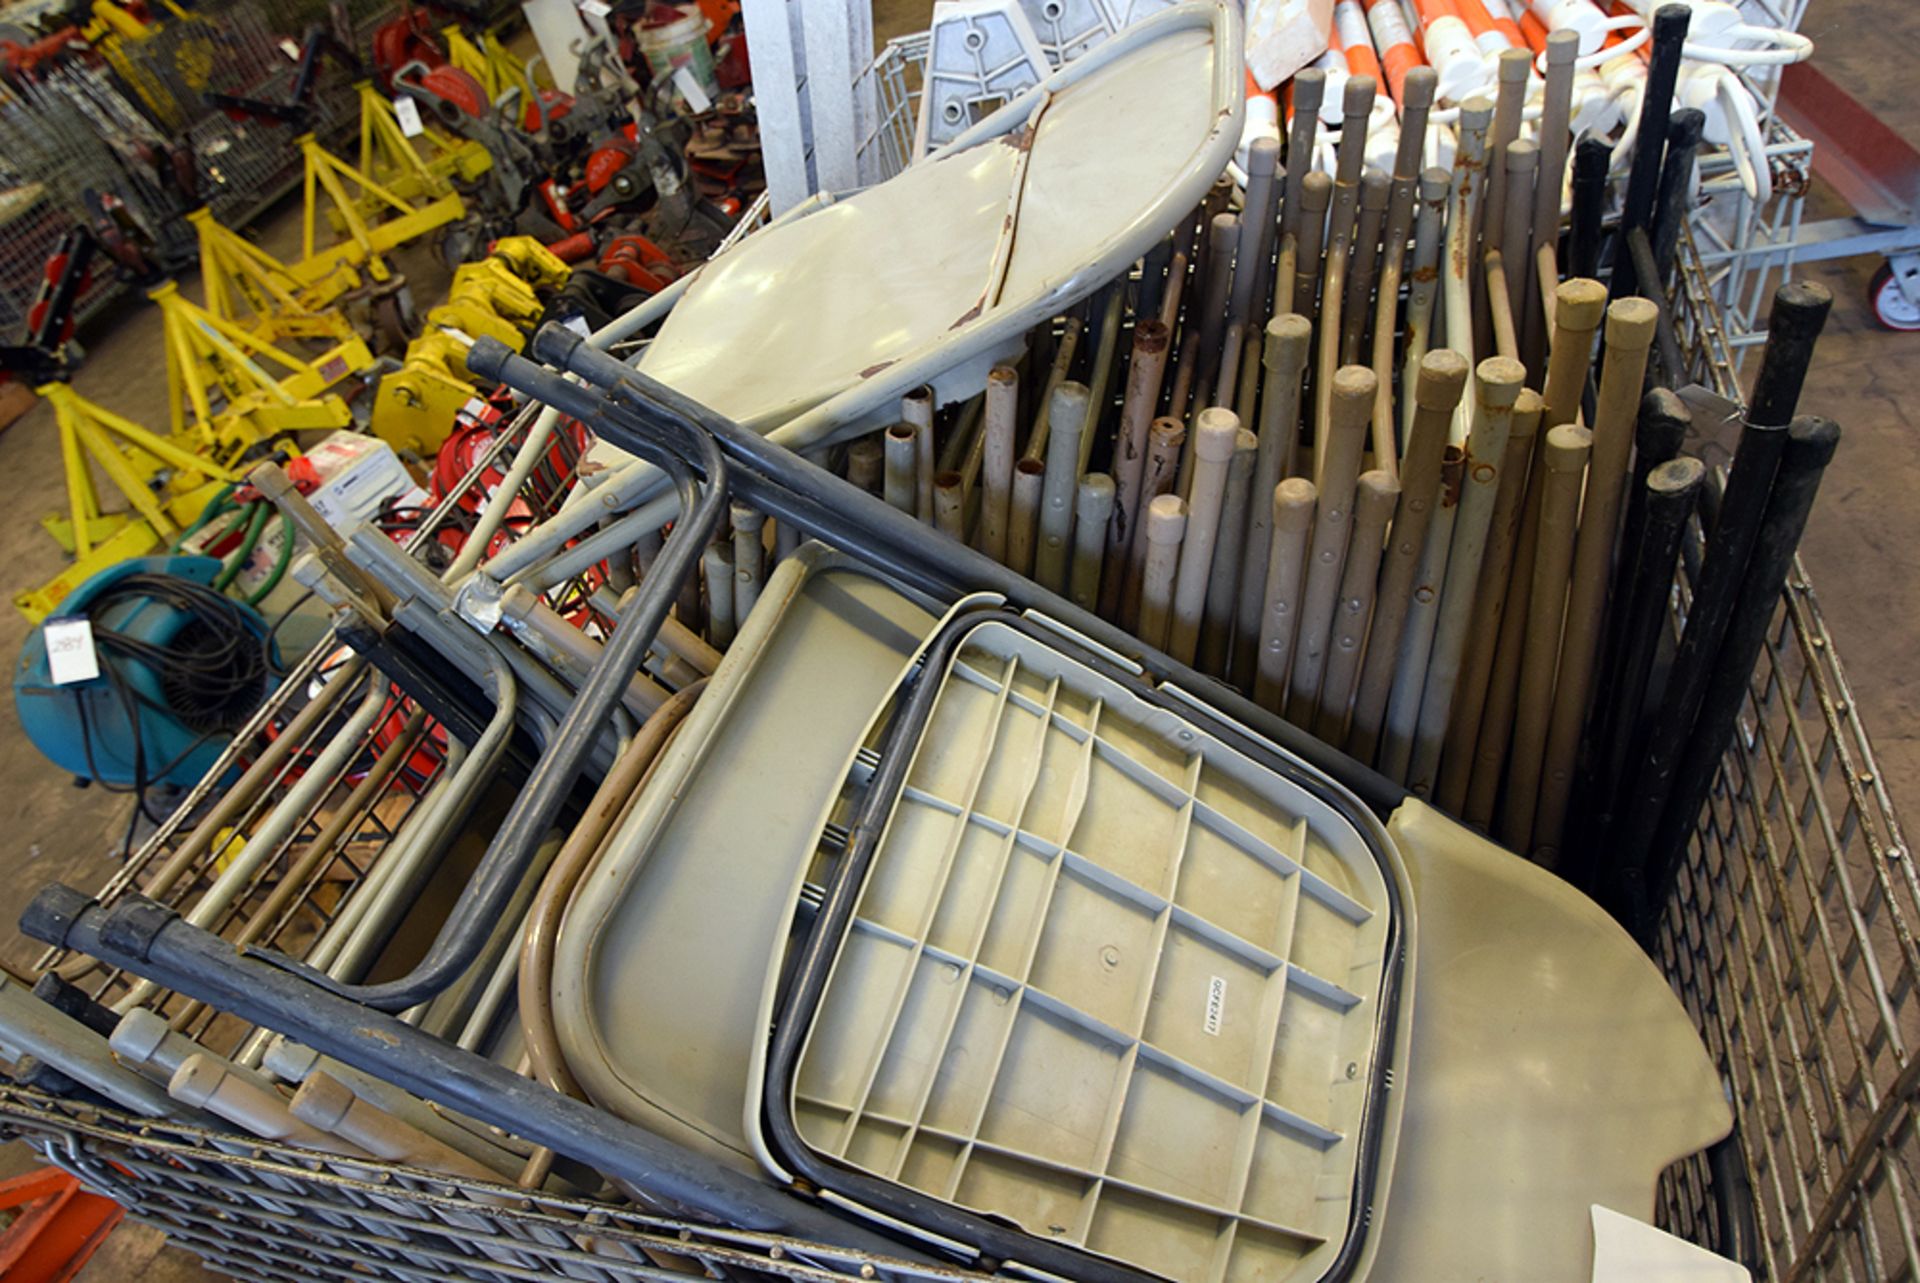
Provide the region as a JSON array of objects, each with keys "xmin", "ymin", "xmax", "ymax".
[
  {"xmin": 1005, "ymin": 124, "xmax": 1036, "ymax": 153},
  {"xmin": 1412, "ymin": 266, "xmax": 1439, "ymax": 283},
  {"xmin": 860, "ymin": 359, "xmax": 897, "ymax": 379}
]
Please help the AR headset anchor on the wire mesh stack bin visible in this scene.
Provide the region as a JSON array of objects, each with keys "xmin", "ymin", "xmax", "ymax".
[{"xmin": 0, "ymin": 13, "xmax": 1914, "ymax": 1283}]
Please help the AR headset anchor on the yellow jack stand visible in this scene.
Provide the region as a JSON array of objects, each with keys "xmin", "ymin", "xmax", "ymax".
[
  {"xmin": 17, "ymin": 384, "xmax": 235, "ymax": 622},
  {"xmin": 190, "ymin": 208, "xmax": 362, "ymax": 339},
  {"xmin": 444, "ymin": 27, "xmax": 540, "ymax": 103},
  {"xmin": 355, "ymin": 82, "xmax": 492, "ymax": 206},
  {"xmin": 296, "ymin": 133, "xmax": 466, "ymax": 289},
  {"xmin": 150, "ymin": 282, "xmax": 370, "ymax": 454}
]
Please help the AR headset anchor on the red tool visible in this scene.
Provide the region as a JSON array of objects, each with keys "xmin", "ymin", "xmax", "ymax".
[{"xmin": 0, "ymin": 1168, "xmax": 123, "ymax": 1283}]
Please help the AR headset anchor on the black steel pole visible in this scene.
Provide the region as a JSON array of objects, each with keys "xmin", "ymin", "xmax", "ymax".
[
  {"xmin": 1639, "ymin": 416, "xmax": 1841, "ymax": 925},
  {"xmin": 1609, "ymin": 4, "xmax": 1692, "ymax": 299},
  {"xmin": 1628, "ymin": 226, "xmax": 1688, "ymax": 389},
  {"xmin": 1570, "ymin": 454, "xmax": 1704, "ymax": 893},
  {"xmin": 1566, "ymin": 137, "xmax": 1613, "ymax": 280},
  {"xmin": 1606, "ymin": 282, "xmax": 1831, "ymax": 923},
  {"xmin": 1650, "ymin": 108, "xmax": 1707, "ymax": 283},
  {"xmin": 1569, "ymin": 389, "xmax": 1692, "ymax": 865}
]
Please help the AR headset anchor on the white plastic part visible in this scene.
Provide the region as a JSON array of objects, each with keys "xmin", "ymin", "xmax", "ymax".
[
  {"xmin": 1312, "ymin": 46, "xmax": 1351, "ymax": 125},
  {"xmin": 1677, "ymin": 62, "xmax": 1771, "ymax": 203},
  {"xmin": 1238, "ymin": 86, "xmax": 1282, "ymax": 173},
  {"xmin": 1590, "ymin": 1205, "xmax": 1752, "ymax": 1282},
  {"xmin": 1528, "ymin": 0, "xmax": 1609, "ymax": 54},
  {"xmin": 917, "ymin": 0, "xmax": 1053, "ymax": 156},
  {"xmin": 1246, "ymin": 0, "xmax": 1334, "ymax": 91},
  {"xmin": 1423, "ymin": 15, "xmax": 1492, "ymax": 104}
]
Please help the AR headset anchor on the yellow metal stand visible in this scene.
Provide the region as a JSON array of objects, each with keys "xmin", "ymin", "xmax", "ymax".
[
  {"xmin": 355, "ymin": 82, "xmax": 492, "ymax": 206},
  {"xmin": 191, "ymin": 209, "xmax": 362, "ymax": 339},
  {"xmin": 17, "ymin": 383, "xmax": 238, "ymax": 623},
  {"xmin": 296, "ymin": 134, "xmax": 466, "ymax": 289},
  {"xmin": 150, "ymin": 282, "xmax": 371, "ymax": 453},
  {"xmin": 444, "ymin": 27, "xmax": 541, "ymax": 103},
  {"xmin": 36, "ymin": 382, "xmax": 236, "ymax": 559}
]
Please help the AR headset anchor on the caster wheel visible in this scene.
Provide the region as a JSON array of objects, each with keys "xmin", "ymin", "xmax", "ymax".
[{"xmin": 1870, "ymin": 261, "xmax": 1920, "ymax": 331}]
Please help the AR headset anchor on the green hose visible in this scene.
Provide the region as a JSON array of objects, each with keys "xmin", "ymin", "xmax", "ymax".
[
  {"xmin": 242, "ymin": 510, "xmax": 294, "ymax": 608},
  {"xmin": 170, "ymin": 483, "xmax": 241, "ymax": 552},
  {"xmin": 212, "ymin": 502, "xmax": 269, "ymax": 593}
]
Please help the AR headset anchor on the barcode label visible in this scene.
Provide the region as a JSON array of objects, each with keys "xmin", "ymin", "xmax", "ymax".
[
  {"xmin": 394, "ymin": 96, "xmax": 425, "ymax": 138},
  {"xmin": 1203, "ymin": 975, "xmax": 1227, "ymax": 1037},
  {"xmin": 45, "ymin": 617, "xmax": 99, "ymax": 685}
]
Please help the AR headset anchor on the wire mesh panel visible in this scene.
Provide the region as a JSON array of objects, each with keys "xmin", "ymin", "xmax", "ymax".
[
  {"xmin": 1652, "ymin": 227, "xmax": 1920, "ymax": 1280},
  {"xmin": 1, "ymin": 1092, "xmax": 993, "ymax": 1283}
]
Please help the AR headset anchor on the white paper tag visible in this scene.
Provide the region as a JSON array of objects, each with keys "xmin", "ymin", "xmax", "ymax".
[
  {"xmin": 44, "ymin": 617, "xmax": 100, "ymax": 685},
  {"xmin": 393, "ymin": 95, "xmax": 425, "ymax": 138},
  {"xmin": 579, "ymin": 0, "xmax": 611, "ymax": 16},
  {"xmin": 1203, "ymin": 975, "xmax": 1227, "ymax": 1037},
  {"xmin": 278, "ymin": 37, "xmax": 302, "ymax": 61},
  {"xmin": 563, "ymin": 314, "xmax": 592, "ymax": 338},
  {"xmin": 671, "ymin": 64, "xmax": 713, "ymax": 113}
]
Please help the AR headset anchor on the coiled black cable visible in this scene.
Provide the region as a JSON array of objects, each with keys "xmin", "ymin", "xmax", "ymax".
[{"xmin": 70, "ymin": 571, "xmax": 272, "ymax": 857}]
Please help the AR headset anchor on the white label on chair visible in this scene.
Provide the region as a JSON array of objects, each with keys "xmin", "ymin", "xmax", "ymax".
[
  {"xmin": 45, "ymin": 618, "xmax": 99, "ymax": 685},
  {"xmin": 672, "ymin": 65, "xmax": 713, "ymax": 113},
  {"xmin": 394, "ymin": 96, "xmax": 425, "ymax": 138},
  {"xmin": 1204, "ymin": 975, "xmax": 1227, "ymax": 1037}
]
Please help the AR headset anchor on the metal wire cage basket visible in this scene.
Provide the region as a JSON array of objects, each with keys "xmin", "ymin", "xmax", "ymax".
[{"xmin": 0, "ymin": 28, "xmax": 1912, "ymax": 1283}]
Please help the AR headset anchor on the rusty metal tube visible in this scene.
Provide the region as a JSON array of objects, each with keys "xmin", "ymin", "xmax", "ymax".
[
  {"xmin": 1102, "ymin": 323, "xmax": 1171, "ymax": 616},
  {"xmin": 1070, "ymin": 473, "xmax": 1115, "ymax": 612},
  {"xmin": 1312, "ymin": 469, "xmax": 1401, "ymax": 745},
  {"xmin": 978, "ymin": 364, "xmax": 1019, "ymax": 562},
  {"xmin": 1349, "ymin": 349, "xmax": 1469, "ymax": 762},
  {"xmin": 1379, "ymin": 447, "xmax": 1465, "ymax": 782},
  {"xmin": 1199, "ymin": 427, "xmax": 1258, "ymax": 675},
  {"xmin": 1436, "ymin": 389, "xmax": 1544, "ymax": 813},
  {"xmin": 1168, "ymin": 408, "xmax": 1241, "ymax": 663},
  {"xmin": 1253, "ymin": 478, "xmax": 1317, "ymax": 713},
  {"xmin": 1406, "ymin": 356, "xmax": 1527, "ymax": 796},
  {"xmin": 1138, "ymin": 495, "xmax": 1188, "ymax": 651},
  {"xmin": 1122, "ymin": 417, "xmax": 1186, "ymax": 626},
  {"xmin": 1234, "ymin": 315, "xmax": 1313, "ymax": 684},
  {"xmin": 1035, "ymin": 381, "xmax": 1090, "ymax": 593},
  {"xmin": 1290, "ymin": 366, "xmax": 1376, "ymax": 724},
  {"xmin": 846, "ymin": 434, "xmax": 884, "ymax": 494},
  {"xmin": 1498, "ymin": 423, "xmax": 1592, "ymax": 849},
  {"xmin": 882, "ymin": 423, "xmax": 917, "ymax": 516},
  {"xmin": 934, "ymin": 471, "xmax": 966, "ymax": 542},
  {"xmin": 1399, "ymin": 169, "xmax": 1452, "ymax": 442},
  {"xmin": 1008, "ymin": 457, "xmax": 1045, "ymax": 578}
]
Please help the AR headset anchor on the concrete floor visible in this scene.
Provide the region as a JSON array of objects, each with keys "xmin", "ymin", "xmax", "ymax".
[{"xmin": 0, "ymin": 3, "xmax": 1911, "ymax": 1277}]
